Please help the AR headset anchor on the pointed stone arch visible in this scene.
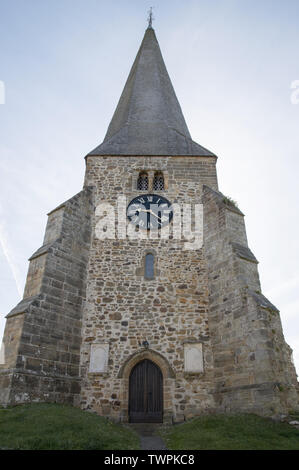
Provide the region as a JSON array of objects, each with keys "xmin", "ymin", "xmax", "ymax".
[
  {"xmin": 118, "ymin": 348, "xmax": 175, "ymax": 379},
  {"xmin": 118, "ymin": 349, "xmax": 175, "ymax": 423}
]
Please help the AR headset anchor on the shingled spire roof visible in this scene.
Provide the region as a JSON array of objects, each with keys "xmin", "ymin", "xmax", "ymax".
[{"xmin": 88, "ymin": 26, "xmax": 215, "ymax": 157}]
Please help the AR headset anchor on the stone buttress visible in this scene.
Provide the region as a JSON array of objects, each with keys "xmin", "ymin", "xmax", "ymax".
[{"xmin": 0, "ymin": 188, "xmax": 93, "ymax": 404}]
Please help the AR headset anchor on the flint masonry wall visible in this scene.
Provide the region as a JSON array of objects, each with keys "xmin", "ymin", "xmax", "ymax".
[
  {"xmin": 0, "ymin": 187, "xmax": 93, "ymax": 405},
  {"xmin": 203, "ymin": 185, "xmax": 298, "ymax": 415},
  {"xmin": 79, "ymin": 155, "xmax": 218, "ymax": 422}
]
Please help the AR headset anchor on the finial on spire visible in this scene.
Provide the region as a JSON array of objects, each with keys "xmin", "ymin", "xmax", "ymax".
[{"xmin": 147, "ymin": 7, "xmax": 154, "ymax": 29}]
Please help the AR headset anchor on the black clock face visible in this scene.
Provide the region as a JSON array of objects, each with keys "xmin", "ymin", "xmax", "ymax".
[{"xmin": 127, "ymin": 194, "xmax": 173, "ymax": 230}]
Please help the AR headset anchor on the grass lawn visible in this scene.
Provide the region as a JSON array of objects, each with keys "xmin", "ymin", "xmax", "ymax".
[
  {"xmin": 160, "ymin": 413, "xmax": 299, "ymax": 450},
  {"xmin": 0, "ymin": 403, "xmax": 140, "ymax": 450}
]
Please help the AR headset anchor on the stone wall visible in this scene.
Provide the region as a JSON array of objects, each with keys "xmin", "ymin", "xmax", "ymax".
[
  {"xmin": 79, "ymin": 155, "xmax": 218, "ymax": 421},
  {"xmin": 203, "ymin": 185, "xmax": 298, "ymax": 415},
  {"xmin": 0, "ymin": 187, "xmax": 93, "ymax": 406},
  {"xmin": 1, "ymin": 152, "xmax": 297, "ymax": 418}
]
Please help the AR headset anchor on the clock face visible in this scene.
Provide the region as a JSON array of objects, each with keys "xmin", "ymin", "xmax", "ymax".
[{"xmin": 127, "ymin": 194, "xmax": 173, "ymax": 230}]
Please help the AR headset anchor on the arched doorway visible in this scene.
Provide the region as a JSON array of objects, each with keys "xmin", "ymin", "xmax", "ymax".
[{"xmin": 129, "ymin": 359, "xmax": 163, "ymax": 423}]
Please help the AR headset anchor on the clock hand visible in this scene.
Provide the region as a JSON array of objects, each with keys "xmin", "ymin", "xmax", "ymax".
[
  {"xmin": 149, "ymin": 210, "xmax": 162, "ymax": 221},
  {"xmin": 138, "ymin": 208, "xmax": 157, "ymax": 216},
  {"xmin": 137, "ymin": 208, "xmax": 162, "ymax": 222}
]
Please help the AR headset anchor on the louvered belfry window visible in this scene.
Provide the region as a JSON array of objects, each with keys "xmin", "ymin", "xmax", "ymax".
[
  {"xmin": 137, "ymin": 172, "xmax": 149, "ymax": 190},
  {"xmin": 153, "ymin": 172, "xmax": 164, "ymax": 191}
]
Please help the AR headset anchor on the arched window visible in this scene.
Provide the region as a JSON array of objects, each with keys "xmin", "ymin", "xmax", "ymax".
[
  {"xmin": 137, "ymin": 172, "xmax": 149, "ymax": 190},
  {"xmin": 145, "ymin": 253, "xmax": 154, "ymax": 279},
  {"xmin": 153, "ymin": 172, "xmax": 164, "ymax": 191}
]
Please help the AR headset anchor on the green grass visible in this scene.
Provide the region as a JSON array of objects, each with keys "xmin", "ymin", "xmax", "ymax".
[
  {"xmin": 2, "ymin": 405, "xmax": 298, "ymax": 450},
  {"xmin": 160, "ymin": 414, "xmax": 299, "ymax": 450},
  {"xmin": 0, "ymin": 403, "xmax": 140, "ymax": 450},
  {"xmin": 222, "ymin": 195, "xmax": 239, "ymax": 208}
]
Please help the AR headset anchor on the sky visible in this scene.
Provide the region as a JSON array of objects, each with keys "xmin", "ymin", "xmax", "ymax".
[{"xmin": 0, "ymin": 0, "xmax": 298, "ymax": 373}]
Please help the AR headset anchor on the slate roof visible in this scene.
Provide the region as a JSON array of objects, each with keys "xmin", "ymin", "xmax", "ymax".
[{"xmin": 87, "ymin": 27, "xmax": 215, "ymax": 157}]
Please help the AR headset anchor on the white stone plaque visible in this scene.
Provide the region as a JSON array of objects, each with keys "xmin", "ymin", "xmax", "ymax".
[
  {"xmin": 0, "ymin": 342, "xmax": 5, "ymax": 365},
  {"xmin": 89, "ymin": 343, "xmax": 109, "ymax": 373},
  {"xmin": 184, "ymin": 343, "xmax": 204, "ymax": 373}
]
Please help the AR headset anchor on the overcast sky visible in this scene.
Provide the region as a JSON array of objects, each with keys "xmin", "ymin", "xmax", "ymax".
[{"xmin": 0, "ymin": 0, "xmax": 298, "ymax": 373}]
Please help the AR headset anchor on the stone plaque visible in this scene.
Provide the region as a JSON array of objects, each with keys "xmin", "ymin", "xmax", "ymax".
[
  {"xmin": 184, "ymin": 343, "xmax": 204, "ymax": 373},
  {"xmin": 0, "ymin": 342, "xmax": 5, "ymax": 365},
  {"xmin": 89, "ymin": 343, "xmax": 109, "ymax": 373}
]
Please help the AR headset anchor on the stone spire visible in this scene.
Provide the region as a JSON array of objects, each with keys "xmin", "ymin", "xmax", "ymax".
[{"xmin": 88, "ymin": 26, "xmax": 215, "ymax": 156}]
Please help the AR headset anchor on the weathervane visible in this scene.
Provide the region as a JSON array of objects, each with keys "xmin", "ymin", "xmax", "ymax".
[{"xmin": 147, "ymin": 7, "xmax": 154, "ymax": 29}]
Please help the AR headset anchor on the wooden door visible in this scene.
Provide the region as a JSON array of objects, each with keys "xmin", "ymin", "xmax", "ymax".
[{"xmin": 129, "ymin": 359, "xmax": 163, "ymax": 423}]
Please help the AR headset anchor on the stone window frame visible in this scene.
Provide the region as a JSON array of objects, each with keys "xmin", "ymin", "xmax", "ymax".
[
  {"xmin": 135, "ymin": 249, "xmax": 160, "ymax": 280},
  {"xmin": 153, "ymin": 171, "xmax": 165, "ymax": 191},
  {"xmin": 144, "ymin": 252, "xmax": 155, "ymax": 280},
  {"xmin": 136, "ymin": 171, "xmax": 149, "ymax": 191},
  {"xmin": 132, "ymin": 170, "xmax": 168, "ymax": 192}
]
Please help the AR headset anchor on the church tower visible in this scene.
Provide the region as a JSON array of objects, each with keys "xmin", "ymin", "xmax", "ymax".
[{"xmin": 0, "ymin": 23, "xmax": 298, "ymax": 422}]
